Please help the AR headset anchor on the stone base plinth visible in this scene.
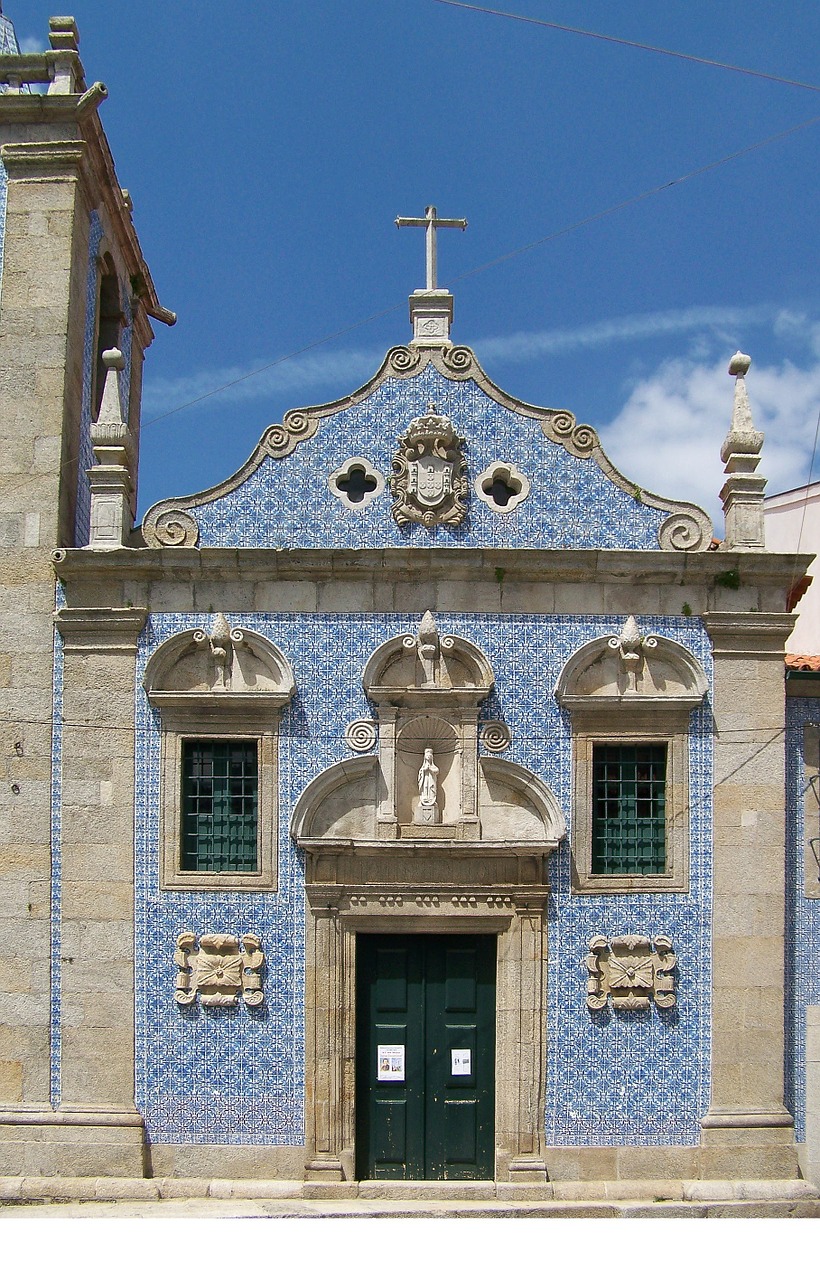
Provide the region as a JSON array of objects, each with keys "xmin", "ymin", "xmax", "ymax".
[{"xmin": 0, "ymin": 1105, "xmax": 146, "ymax": 1178}]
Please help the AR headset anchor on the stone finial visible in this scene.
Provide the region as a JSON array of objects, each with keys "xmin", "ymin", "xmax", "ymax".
[
  {"xmin": 396, "ymin": 205, "xmax": 466, "ymax": 346},
  {"xmin": 607, "ymin": 615, "xmax": 651, "ymax": 692},
  {"xmin": 91, "ymin": 348, "xmax": 127, "ymax": 450},
  {"xmin": 416, "ymin": 610, "xmax": 440, "ymax": 686},
  {"xmin": 47, "ymin": 16, "xmax": 81, "ymax": 95},
  {"xmin": 209, "ymin": 613, "xmax": 236, "ymax": 690},
  {"xmin": 618, "ymin": 615, "xmax": 643, "ymax": 656},
  {"xmin": 49, "ymin": 17, "xmax": 80, "ymax": 51},
  {"xmin": 720, "ymin": 351, "xmax": 766, "ymax": 549},
  {"xmin": 86, "ymin": 349, "xmax": 134, "ymax": 550}
]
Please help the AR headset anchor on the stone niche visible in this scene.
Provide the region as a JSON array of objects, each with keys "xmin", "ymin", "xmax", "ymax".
[{"xmin": 292, "ymin": 610, "xmax": 566, "ymax": 888}]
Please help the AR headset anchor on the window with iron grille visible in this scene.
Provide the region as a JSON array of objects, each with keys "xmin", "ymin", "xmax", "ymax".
[
  {"xmin": 592, "ymin": 743, "xmax": 666, "ymax": 875},
  {"xmin": 181, "ymin": 740, "xmax": 258, "ymax": 873}
]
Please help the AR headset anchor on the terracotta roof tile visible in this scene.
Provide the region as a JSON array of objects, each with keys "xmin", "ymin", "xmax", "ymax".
[{"xmin": 786, "ymin": 654, "xmax": 820, "ymax": 671}]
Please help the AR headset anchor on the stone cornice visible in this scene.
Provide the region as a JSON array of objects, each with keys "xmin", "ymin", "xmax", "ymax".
[
  {"xmin": 0, "ymin": 138, "xmax": 88, "ymax": 180},
  {"xmin": 0, "ymin": 98, "xmax": 172, "ymax": 331},
  {"xmin": 51, "ymin": 545, "xmax": 813, "ymax": 592}
]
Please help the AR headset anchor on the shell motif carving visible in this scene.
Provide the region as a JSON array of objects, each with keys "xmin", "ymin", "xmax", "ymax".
[
  {"xmin": 658, "ymin": 511, "xmax": 712, "ymax": 553},
  {"xmin": 543, "ymin": 411, "xmax": 598, "ymax": 458},
  {"xmin": 262, "ymin": 408, "xmax": 317, "ymax": 459},
  {"xmin": 387, "ymin": 346, "xmax": 423, "ymax": 375},
  {"xmin": 143, "ymin": 508, "xmax": 200, "ymax": 548},
  {"xmin": 584, "ymin": 935, "xmax": 677, "ymax": 1011},
  {"xmin": 174, "ymin": 932, "xmax": 265, "ymax": 1008}
]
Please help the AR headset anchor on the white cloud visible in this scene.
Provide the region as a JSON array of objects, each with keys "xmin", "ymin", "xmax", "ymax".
[
  {"xmin": 472, "ymin": 304, "xmax": 774, "ymax": 366},
  {"xmin": 144, "ymin": 304, "xmax": 779, "ymax": 418},
  {"xmin": 142, "ymin": 345, "xmax": 383, "ymax": 418},
  {"xmin": 19, "ymin": 37, "xmax": 43, "ymax": 54},
  {"xmin": 598, "ymin": 355, "xmax": 820, "ymax": 530}
]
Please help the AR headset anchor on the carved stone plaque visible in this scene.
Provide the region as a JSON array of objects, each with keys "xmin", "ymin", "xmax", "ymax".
[
  {"xmin": 174, "ymin": 932, "xmax": 265, "ymax": 1007},
  {"xmin": 584, "ymin": 935, "xmax": 677, "ymax": 1010},
  {"xmin": 390, "ymin": 403, "xmax": 467, "ymax": 528}
]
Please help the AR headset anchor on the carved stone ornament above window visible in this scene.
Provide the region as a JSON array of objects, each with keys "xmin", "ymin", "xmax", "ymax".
[
  {"xmin": 144, "ymin": 616, "xmax": 296, "ymax": 893},
  {"xmin": 292, "ymin": 611, "xmax": 564, "ymax": 858},
  {"xmin": 555, "ymin": 617, "xmax": 708, "ymax": 711},
  {"xmin": 174, "ymin": 932, "xmax": 265, "ymax": 1007},
  {"xmin": 143, "ymin": 613, "xmax": 296, "ymax": 716},
  {"xmin": 584, "ymin": 934, "xmax": 677, "ymax": 1010},
  {"xmin": 390, "ymin": 403, "xmax": 468, "ymax": 528}
]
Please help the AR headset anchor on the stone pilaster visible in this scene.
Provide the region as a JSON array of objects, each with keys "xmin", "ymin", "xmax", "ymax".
[
  {"xmin": 49, "ymin": 606, "xmax": 146, "ymax": 1173},
  {"xmin": 304, "ymin": 901, "xmax": 354, "ymax": 1183},
  {"xmin": 496, "ymin": 904, "xmax": 548, "ymax": 1182},
  {"xmin": 702, "ymin": 611, "xmax": 798, "ymax": 1177}
]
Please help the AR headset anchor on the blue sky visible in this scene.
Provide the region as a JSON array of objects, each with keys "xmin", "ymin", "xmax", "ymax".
[{"xmin": 14, "ymin": 1, "xmax": 820, "ymax": 530}]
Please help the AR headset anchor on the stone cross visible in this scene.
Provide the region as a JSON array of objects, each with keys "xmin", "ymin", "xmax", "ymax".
[{"xmin": 396, "ymin": 205, "xmax": 467, "ymax": 291}]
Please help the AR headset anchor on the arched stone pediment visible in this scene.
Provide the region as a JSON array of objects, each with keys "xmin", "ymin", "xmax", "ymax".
[
  {"xmin": 478, "ymin": 757, "xmax": 566, "ymax": 844},
  {"xmin": 291, "ymin": 756, "xmax": 379, "ymax": 844},
  {"xmin": 363, "ymin": 610, "xmax": 494, "ymax": 707},
  {"xmin": 555, "ymin": 617, "xmax": 708, "ymax": 711},
  {"xmin": 291, "ymin": 753, "xmax": 564, "ymax": 854},
  {"xmin": 144, "ymin": 614, "xmax": 295, "ymax": 713}
]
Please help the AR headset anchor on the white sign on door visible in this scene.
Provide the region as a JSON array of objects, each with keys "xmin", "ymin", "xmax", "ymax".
[
  {"xmin": 451, "ymin": 1049, "xmax": 472, "ymax": 1076},
  {"xmin": 377, "ymin": 1044, "xmax": 405, "ymax": 1082}
]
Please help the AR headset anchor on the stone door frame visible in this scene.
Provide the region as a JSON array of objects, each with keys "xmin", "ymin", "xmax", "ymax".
[{"xmin": 304, "ymin": 887, "xmax": 549, "ymax": 1184}]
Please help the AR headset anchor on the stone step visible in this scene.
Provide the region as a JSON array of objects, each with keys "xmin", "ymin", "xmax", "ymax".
[{"xmin": 0, "ymin": 1175, "xmax": 818, "ymax": 1208}]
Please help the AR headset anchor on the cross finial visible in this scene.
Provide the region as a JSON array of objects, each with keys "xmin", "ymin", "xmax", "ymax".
[{"xmin": 395, "ymin": 204, "xmax": 467, "ymax": 291}]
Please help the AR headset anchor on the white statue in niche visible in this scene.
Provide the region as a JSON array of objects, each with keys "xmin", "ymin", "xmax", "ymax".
[{"xmin": 415, "ymin": 747, "xmax": 441, "ymax": 824}]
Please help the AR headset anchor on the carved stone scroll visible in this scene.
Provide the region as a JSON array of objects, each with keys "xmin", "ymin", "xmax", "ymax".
[
  {"xmin": 173, "ymin": 932, "xmax": 266, "ymax": 1007},
  {"xmin": 142, "ymin": 507, "xmax": 200, "ymax": 548},
  {"xmin": 584, "ymin": 935, "xmax": 677, "ymax": 1011}
]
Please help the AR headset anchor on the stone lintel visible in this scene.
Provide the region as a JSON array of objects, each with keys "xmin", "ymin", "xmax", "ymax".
[{"xmin": 55, "ymin": 606, "xmax": 147, "ymax": 653}]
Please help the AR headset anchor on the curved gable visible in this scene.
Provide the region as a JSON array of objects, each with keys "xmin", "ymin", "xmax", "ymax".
[{"xmin": 141, "ymin": 345, "xmax": 712, "ymax": 554}]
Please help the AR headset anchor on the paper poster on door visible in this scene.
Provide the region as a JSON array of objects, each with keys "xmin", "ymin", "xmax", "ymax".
[
  {"xmin": 451, "ymin": 1049, "xmax": 471, "ymax": 1076},
  {"xmin": 377, "ymin": 1045, "xmax": 405, "ymax": 1081}
]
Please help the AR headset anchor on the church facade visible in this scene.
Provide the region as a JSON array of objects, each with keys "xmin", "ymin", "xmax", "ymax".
[{"xmin": 1, "ymin": 12, "xmax": 818, "ymax": 1192}]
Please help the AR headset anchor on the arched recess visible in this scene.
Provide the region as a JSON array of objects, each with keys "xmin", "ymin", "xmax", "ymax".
[{"xmin": 294, "ymin": 611, "xmax": 565, "ymax": 1188}]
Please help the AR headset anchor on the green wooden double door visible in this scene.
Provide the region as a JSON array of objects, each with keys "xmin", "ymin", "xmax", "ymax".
[{"xmin": 355, "ymin": 934, "xmax": 496, "ymax": 1181}]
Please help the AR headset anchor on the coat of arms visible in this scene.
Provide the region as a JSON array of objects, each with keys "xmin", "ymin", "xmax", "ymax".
[{"xmin": 390, "ymin": 403, "xmax": 468, "ymax": 528}]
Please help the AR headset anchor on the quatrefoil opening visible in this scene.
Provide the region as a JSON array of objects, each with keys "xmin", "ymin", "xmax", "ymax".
[
  {"xmin": 329, "ymin": 457, "xmax": 385, "ymax": 510},
  {"xmin": 474, "ymin": 461, "xmax": 530, "ymax": 514}
]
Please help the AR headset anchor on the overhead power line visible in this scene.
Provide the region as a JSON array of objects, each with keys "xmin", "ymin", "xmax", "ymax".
[
  {"xmin": 139, "ymin": 113, "xmax": 820, "ymax": 430},
  {"xmin": 430, "ymin": 0, "xmax": 820, "ymax": 95}
]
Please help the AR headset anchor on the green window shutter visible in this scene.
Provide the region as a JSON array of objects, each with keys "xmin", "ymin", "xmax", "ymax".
[
  {"xmin": 181, "ymin": 740, "xmax": 259, "ymax": 873},
  {"xmin": 592, "ymin": 743, "xmax": 666, "ymax": 875}
]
